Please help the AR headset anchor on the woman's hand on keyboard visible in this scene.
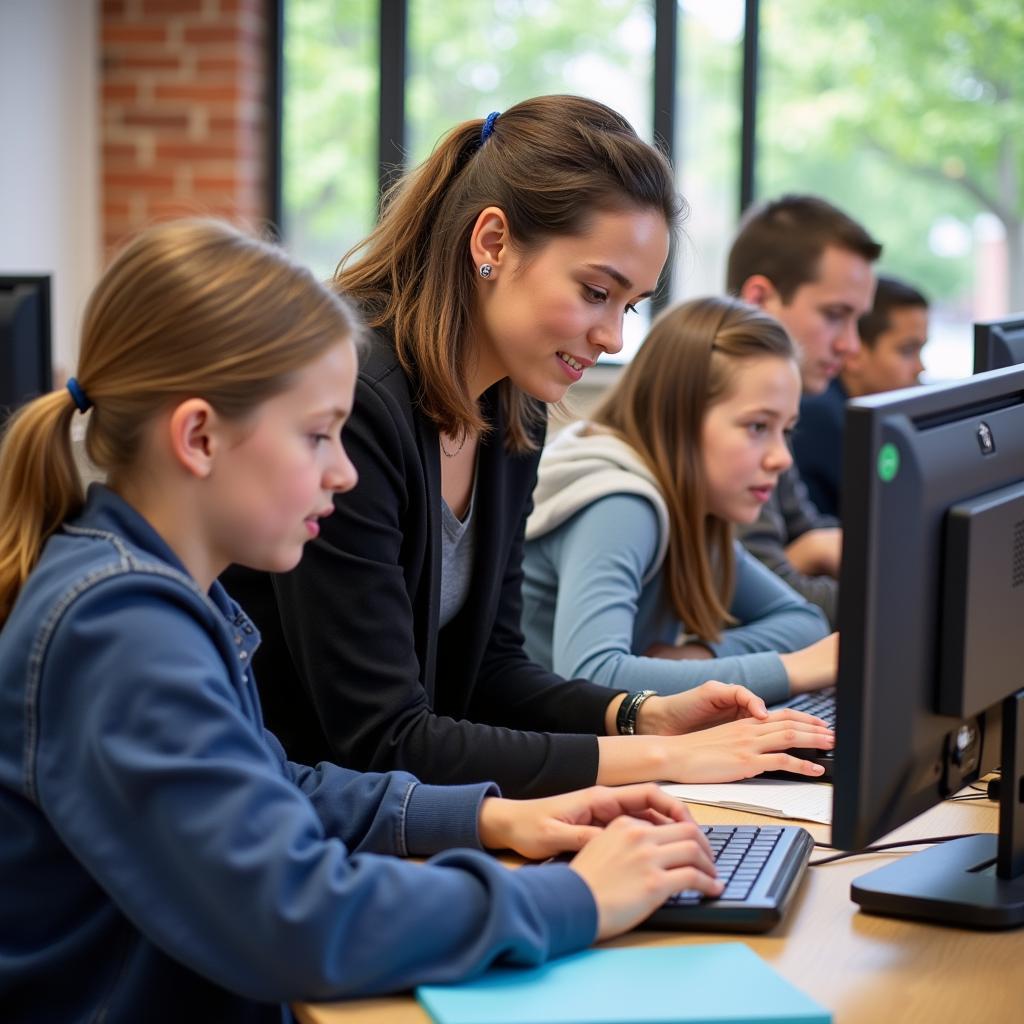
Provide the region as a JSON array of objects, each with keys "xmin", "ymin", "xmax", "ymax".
[
  {"xmin": 568, "ymin": 816, "xmax": 723, "ymax": 939},
  {"xmin": 662, "ymin": 712, "xmax": 835, "ymax": 782},
  {"xmin": 477, "ymin": 783, "xmax": 697, "ymax": 861},
  {"xmin": 593, "ymin": 683, "xmax": 832, "ymax": 786}
]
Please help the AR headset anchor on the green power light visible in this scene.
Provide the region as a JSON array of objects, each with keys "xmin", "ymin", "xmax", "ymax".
[{"xmin": 877, "ymin": 442, "xmax": 900, "ymax": 482}]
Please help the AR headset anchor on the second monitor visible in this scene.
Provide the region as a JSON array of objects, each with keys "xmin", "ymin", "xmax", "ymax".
[
  {"xmin": 833, "ymin": 361, "xmax": 1024, "ymax": 928},
  {"xmin": 974, "ymin": 312, "xmax": 1024, "ymax": 373}
]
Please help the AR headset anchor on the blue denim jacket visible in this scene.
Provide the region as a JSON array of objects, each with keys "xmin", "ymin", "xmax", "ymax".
[{"xmin": 0, "ymin": 486, "xmax": 595, "ymax": 1023}]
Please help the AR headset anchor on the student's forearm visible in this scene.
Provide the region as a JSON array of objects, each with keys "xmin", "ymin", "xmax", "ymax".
[
  {"xmin": 595, "ymin": 734, "xmax": 671, "ymax": 785},
  {"xmin": 600, "ymin": 693, "xmax": 675, "ymax": 786}
]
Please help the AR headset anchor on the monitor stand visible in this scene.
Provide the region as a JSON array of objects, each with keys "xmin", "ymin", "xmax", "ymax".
[{"xmin": 851, "ymin": 690, "xmax": 1024, "ymax": 929}]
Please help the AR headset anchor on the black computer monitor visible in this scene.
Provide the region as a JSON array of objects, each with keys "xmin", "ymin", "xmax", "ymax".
[
  {"xmin": 974, "ymin": 313, "xmax": 1024, "ymax": 373},
  {"xmin": 833, "ymin": 363, "xmax": 1024, "ymax": 928},
  {"xmin": 0, "ymin": 275, "xmax": 53, "ymax": 429}
]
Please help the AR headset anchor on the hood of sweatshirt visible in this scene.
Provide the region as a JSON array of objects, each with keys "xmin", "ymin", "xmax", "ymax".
[{"xmin": 525, "ymin": 421, "xmax": 669, "ymax": 583}]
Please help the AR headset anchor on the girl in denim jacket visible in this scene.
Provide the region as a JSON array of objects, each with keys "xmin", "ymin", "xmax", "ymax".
[{"xmin": 0, "ymin": 220, "xmax": 721, "ymax": 1023}]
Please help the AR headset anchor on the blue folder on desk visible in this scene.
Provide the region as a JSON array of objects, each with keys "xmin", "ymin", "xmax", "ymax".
[{"xmin": 417, "ymin": 943, "xmax": 831, "ymax": 1024}]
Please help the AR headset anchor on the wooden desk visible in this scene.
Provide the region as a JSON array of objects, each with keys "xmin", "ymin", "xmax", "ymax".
[{"xmin": 296, "ymin": 797, "xmax": 1024, "ymax": 1024}]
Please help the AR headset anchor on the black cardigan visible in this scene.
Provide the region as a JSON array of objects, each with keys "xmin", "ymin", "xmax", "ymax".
[{"xmin": 224, "ymin": 332, "xmax": 623, "ymax": 797}]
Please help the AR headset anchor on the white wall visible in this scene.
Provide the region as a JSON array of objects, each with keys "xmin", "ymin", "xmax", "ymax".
[{"xmin": 0, "ymin": 0, "xmax": 100, "ymax": 374}]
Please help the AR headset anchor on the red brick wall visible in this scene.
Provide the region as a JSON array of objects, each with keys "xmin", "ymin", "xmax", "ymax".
[{"xmin": 100, "ymin": 0, "xmax": 270, "ymax": 253}]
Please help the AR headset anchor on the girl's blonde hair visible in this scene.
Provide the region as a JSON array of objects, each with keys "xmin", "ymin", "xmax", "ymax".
[
  {"xmin": 590, "ymin": 296, "xmax": 796, "ymax": 642},
  {"xmin": 0, "ymin": 218, "xmax": 359, "ymax": 624},
  {"xmin": 336, "ymin": 94, "xmax": 684, "ymax": 452}
]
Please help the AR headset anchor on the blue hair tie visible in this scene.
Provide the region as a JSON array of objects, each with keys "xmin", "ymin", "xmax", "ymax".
[
  {"xmin": 480, "ymin": 111, "xmax": 501, "ymax": 145},
  {"xmin": 66, "ymin": 377, "xmax": 92, "ymax": 414}
]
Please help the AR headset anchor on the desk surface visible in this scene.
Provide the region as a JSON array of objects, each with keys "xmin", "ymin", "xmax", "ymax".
[{"xmin": 296, "ymin": 796, "xmax": 1024, "ymax": 1024}]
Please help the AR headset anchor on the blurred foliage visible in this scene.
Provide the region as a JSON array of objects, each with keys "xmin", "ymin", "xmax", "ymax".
[
  {"xmin": 406, "ymin": 0, "xmax": 653, "ymax": 160},
  {"xmin": 282, "ymin": 0, "xmax": 1022, "ymax": 314},
  {"xmin": 282, "ymin": 0, "xmax": 377, "ymax": 278},
  {"xmin": 760, "ymin": 0, "xmax": 1023, "ymax": 309}
]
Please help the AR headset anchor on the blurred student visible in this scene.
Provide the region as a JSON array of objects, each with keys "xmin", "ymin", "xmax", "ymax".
[
  {"xmin": 727, "ymin": 194, "xmax": 882, "ymax": 627},
  {"xmin": 792, "ymin": 275, "xmax": 929, "ymax": 518},
  {"xmin": 224, "ymin": 97, "xmax": 834, "ymax": 800},
  {"xmin": 0, "ymin": 220, "xmax": 728, "ymax": 1022}
]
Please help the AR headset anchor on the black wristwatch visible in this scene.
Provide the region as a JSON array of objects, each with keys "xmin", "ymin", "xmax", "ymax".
[{"xmin": 616, "ymin": 689, "xmax": 657, "ymax": 735}]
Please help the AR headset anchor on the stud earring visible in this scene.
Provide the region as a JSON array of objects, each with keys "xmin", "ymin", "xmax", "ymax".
[{"xmin": 479, "ymin": 264, "xmax": 493, "ymax": 279}]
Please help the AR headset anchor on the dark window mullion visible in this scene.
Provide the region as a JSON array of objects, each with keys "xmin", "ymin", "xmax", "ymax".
[
  {"xmin": 739, "ymin": 0, "xmax": 760, "ymax": 215},
  {"xmin": 266, "ymin": 0, "xmax": 284, "ymax": 236},
  {"xmin": 377, "ymin": 0, "xmax": 408, "ymax": 210},
  {"xmin": 653, "ymin": 0, "xmax": 678, "ymax": 315}
]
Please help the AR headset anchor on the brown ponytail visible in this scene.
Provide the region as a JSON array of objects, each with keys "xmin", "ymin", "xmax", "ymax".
[{"xmin": 0, "ymin": 392, "xmax": 84, "ymax": 622}]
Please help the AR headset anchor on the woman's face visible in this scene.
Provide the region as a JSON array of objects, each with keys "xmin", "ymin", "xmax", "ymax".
[
  {"xmin": 701, "ymin": 355, "xmax": 801, "ymax": 524},
  {"xmin": 471, "ymin": 207, "xmax": 669, "ymax": 402}
]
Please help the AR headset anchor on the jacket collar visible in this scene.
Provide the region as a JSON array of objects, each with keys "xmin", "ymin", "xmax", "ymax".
[{"xmin": 71, "ymin": 484, "xmax": 236, "ymax": 619}]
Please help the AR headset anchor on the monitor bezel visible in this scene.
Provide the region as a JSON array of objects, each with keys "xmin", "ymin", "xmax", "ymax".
[
  {"xmin": 973, "ymin": 314, "xmax": 1024, "ymax": 374},
  {"xmin": 832, "ymin": 365, "xmax": 1024, "ymax": 852}
]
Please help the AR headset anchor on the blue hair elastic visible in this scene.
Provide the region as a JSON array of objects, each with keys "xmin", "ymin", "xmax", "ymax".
[
  {"xmin": 480, "ymin": 111, "xmax": 501, "ymax": 145},
  {"xmin": 66, "ymin": 377, "xmax": 92, "ymax": 414}
]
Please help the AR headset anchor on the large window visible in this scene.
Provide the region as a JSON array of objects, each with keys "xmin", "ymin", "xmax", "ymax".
[{"xmin": 281, "ymin": 0, "xmax": 1021, "ymax": 375}]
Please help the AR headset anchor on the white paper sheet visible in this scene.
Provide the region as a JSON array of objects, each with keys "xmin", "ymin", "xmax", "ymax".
[{"xmin": 660, "ymin": 779, "xmax": 833, "ymax": 824}]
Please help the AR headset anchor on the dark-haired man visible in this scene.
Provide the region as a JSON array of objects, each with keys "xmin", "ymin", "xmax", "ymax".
[
  {"xmin": 727, "ymin": 194, "xmax": 882, "ymax": 628},
  {"xmin": 793, "ymin": 275, "xmax": 929, "ymax": 519}
]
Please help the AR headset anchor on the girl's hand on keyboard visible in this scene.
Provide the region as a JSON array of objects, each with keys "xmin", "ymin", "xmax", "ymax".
[
  {"xmin": 663, "ymin": 713, "xmax": 835, "ymax": 782},
  {"xmin": 568, "ymin": 816, "xmax": 724, "ymax": 939},
  {"xmin": 477, "ymin": 783, "xmax": 698, "ymax": 861}
]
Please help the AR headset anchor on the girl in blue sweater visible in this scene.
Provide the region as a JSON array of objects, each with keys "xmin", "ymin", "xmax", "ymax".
[
  {"xmin": 523, "ymin": 296, "xmax": 838, "ymax": 709},
  {"xmin": 0, "ymin": 220, "xmax": 723, "ymax": 1023}
]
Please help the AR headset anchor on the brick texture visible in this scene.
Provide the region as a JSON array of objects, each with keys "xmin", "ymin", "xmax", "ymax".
[{"xmin": 100, "ymin": 0, "xmax": 269, "ymax": 252}]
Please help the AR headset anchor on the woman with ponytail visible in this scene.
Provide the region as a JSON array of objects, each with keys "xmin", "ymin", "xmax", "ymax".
[
  {"xmin": 0, "ymin": 219, "xmax": 732, "ymax": 1021},
  {"xmin": 227, "ymin": 96, "xmax": 833, "ymax": 800}
]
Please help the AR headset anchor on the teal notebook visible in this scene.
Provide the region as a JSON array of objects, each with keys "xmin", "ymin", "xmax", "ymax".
[{"xmin": 416, "ymin": 943, "xmax": 831, "ymax": 1024}]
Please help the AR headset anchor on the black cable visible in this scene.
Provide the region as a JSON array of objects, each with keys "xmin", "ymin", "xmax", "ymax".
[{"xmin": 809, "ymin": 833, "xmax": 978, "ymax": 866}]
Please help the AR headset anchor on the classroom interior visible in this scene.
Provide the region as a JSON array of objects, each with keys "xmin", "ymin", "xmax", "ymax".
[{"xmin": 2, "ymin": 2, "xmax": 1023, "ymax": 1022}]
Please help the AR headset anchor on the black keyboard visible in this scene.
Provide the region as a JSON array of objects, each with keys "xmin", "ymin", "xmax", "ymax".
[
  {"xmin": 765, "ymin": 688, "xmax": 836, "ymax": 780},
  {"xmin": 643, "ymin": 824, "xmax": 814, "ymax": 933}
]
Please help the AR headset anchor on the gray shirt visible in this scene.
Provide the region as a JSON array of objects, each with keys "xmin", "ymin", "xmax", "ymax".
[{"xmin": 439, "ymin": 478, "xmax": 478, "ymax": 629}]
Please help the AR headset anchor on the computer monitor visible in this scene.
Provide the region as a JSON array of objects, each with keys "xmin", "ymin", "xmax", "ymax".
[
  {"xmin": 0, "ymin": 275, "xmax": 53, "ymax": 429},
  {"xmin": 833, "ymin": 363, "xmax": 1024, "ymax": 928},
  {"xmin": 974, "ymin": 313, "xmax": 1024, "ymax": 373}
]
